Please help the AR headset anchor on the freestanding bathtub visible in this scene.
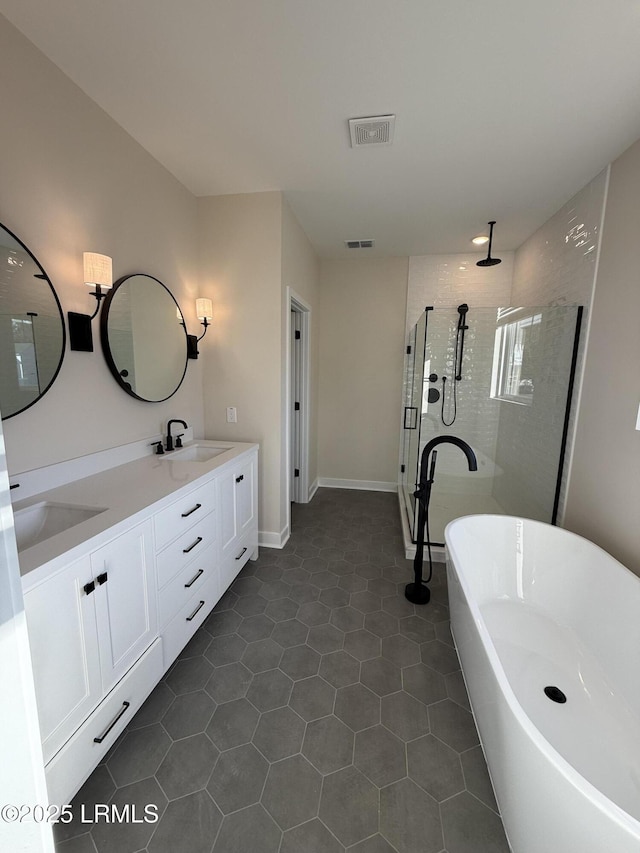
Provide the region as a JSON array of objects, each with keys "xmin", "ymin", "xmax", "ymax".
[{"xmin": 445, "ymin": 515, "xmax": 640, "ymax": 853}]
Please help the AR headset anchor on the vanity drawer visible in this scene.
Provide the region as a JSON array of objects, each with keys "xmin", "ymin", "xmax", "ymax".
[
  {"xmin": 158, "ymin": 539, "xmax": 216, "ymax": 629},
  {"xmin": 219, "ymin": 527, "xmax": 257, "ymax": 593},
  {"xmin": 156, "ymin": 509, "xmax": 216, "ymax": 590},
  {"xmin": 154, "ymin": 480, "xmax": 216, "ymax": 551},
  {"xmin": 45, "ymin": 638, "xmax": 163, "ymax": 807},
  {"xmin": 162, "ymin": 573, "xmax": 220, "ymax": 670}
]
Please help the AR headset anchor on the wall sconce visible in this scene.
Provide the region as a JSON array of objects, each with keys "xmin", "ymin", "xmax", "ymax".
[
  {"xmin": 185, "ymin": 298, "xmax": 213, "ymax": 360},
  {"xmin": 195, "ymin": 298, "xmax": 213, "ymax": 340},
  {"xmin": 68, "ymin": 252, "xmax": 113, "ymax": 351},
  {"xmin": 84, "ymin": 253, "xmax": 113, "ymax": 318}
]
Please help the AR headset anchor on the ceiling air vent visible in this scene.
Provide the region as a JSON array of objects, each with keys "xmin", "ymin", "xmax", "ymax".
[
  {"xmin": 348, "ymin": 115, "xmax": 395, "ymax": 148},
  {"xmin": 345, "ymin": 239, "xmax": 375, "ymax": 249}
]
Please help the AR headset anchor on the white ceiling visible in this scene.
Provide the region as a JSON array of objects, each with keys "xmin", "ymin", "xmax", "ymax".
[{"xmin": 3, "ymin": 0, "xmax": 640, "ymax": 258}]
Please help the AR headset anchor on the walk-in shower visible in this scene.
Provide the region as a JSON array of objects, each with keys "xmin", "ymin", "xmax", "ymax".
[{"xmin": 399, "ymin": 304, "xmax": 582, "ymax": 555}]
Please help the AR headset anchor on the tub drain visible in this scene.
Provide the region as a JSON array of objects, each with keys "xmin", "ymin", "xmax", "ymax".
[{"xmin": 544, "ymin": 686, "xmax": 567, "ymax": 704}]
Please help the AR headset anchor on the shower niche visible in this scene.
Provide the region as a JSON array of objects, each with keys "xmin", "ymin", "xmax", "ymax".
[{"xmin": 399, "ymin": 304, "xmax": 582, "ymax": 555}]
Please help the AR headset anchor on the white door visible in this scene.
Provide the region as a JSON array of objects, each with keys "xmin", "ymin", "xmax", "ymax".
[
  {"xmin": 291, "ymin": 308, "xmax": 303, "ymax": 502},
  {"xmin": 92, "ymin": 521, "xmax": 157, "ymax": 692},
  {"xmin": 24, "ymin": 556, "xmax": 102, "ymax": 763},
  {"xmin": 235, "ymin": 456, "xmax": 256, "ymax": 537}
]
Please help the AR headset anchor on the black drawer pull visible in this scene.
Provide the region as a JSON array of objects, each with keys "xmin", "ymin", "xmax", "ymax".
[
  {"xmin": 235, "ymin": 546, "xmax": 248, "ymax": 561},
  {"xmin": 97, "ymin": 572, "xmax": 108, "ymax": 585},
  {"xmin": 235, "ymin": 474, "xmax": 244, "ymax": 483},
  {"xmin": 186, "ymin": 600, "xmax": 205, "ymax": 622},
  {"xmin": 93, "ymin": 701, "xmax": 130, "ymax": 743},
  {"xmin": 181, "ymin": 503, "xmax": 202, "ymax": 518},
  {"xmin": 84, "ymin": 581, "xmax": 95, "ymax": 596},
  {"xmin": 185, "ymin": 568, "xmax": 204, "ymax": 588},
  {"xmin": 183, "ymin": 536, "xmax": 203, "ymax": 554}
]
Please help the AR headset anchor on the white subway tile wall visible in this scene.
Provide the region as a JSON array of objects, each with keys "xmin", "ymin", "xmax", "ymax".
[{"xmin": 406, "ymin": 252, "xmax": 514, "ymax": 334}]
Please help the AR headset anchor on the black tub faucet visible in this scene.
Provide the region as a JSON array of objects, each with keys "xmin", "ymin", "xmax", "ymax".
[
  {"xmin": 405, "ymin": 435, "xmax": 477, "ymax": 606},
  {"xmin": 166, "ymin": 419, "xmax": 188, "ymax": 451}
]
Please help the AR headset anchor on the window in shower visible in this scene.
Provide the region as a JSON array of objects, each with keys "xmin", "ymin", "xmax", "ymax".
[{"xmin": 491, "ymin": 309, "xmax": 542, "ymax": 405}]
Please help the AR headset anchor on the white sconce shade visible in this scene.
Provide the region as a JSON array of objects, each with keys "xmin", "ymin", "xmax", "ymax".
[
  {"xmin": 196, "ymin": 298, "xmax": 213, "ymax": 321},
  {"xmin": 83, "ymin": 253, "xmax": 113, "ymax": 289}
]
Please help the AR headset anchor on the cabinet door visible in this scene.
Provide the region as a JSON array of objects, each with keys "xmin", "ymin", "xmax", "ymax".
[
  {"xmin": 24, "ymin": 556, "xmax": 101, "ymax": 764},
  {"xmin": 91, "ymin": 521, "xmax": 157, "ymax": 693},
  {"xmin": 218, "ymin": 455, "xmax": 257, "ymax": 561},
  {"xmin": 218, "ymin": 467, "xmax": 237, "ymax": 561},
  {"xmin": 235, "ymin": 456, "xmax": 256, "ymax": 538}
]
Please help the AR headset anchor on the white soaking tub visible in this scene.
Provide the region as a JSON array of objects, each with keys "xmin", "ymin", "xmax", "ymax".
[{"xmin": 445, "ymin": 514, "xmax": 640, "ymax": 853}]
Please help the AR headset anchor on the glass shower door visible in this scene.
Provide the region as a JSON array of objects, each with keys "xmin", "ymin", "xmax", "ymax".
[
  {"xmin": 399, "ymin": 304, "xmax": 582, "ymax": 550},
  {"xmin": 400, "ymin": 310, "xmax": 428, "ymax": 538}
]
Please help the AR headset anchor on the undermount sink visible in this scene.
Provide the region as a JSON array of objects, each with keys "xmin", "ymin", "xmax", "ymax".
[
  {"xmin": 161, "ymin": 443, "xmax": 230, "ymax": 463},
  {"xmin": 13, "ymin": 502, "xmax": 106, "ymax": 552}
]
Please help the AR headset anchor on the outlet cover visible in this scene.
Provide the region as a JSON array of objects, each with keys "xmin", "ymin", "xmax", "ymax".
[{"xmin": 226, "ymin": 407, "xmax": 237, "ymax": 423}]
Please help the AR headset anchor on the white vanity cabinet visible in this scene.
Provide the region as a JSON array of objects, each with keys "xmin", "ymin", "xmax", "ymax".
[
  {"xmin": 217, "ymin": 451, "xmax": 258, "ymax": 590},
  {"xmin": 19, "ymin": 440, "xmax": 259, "ymax": 806},
  {"xmin": 23, "ymin": 520, "xmax": 161, "ymax": 804}
]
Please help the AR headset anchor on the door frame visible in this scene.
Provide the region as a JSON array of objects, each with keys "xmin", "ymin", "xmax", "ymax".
[{"xmin": 284, "ymin": 288, "xmax": 311, "ymax": 529}]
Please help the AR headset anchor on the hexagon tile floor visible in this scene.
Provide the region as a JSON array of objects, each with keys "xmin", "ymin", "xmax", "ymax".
[{"xmin": 54, "ymin": 488, "xmax": 510, "ymax": 853}]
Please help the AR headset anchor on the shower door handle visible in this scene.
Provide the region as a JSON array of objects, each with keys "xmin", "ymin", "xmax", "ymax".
[{"xmin": 404, "ymin": 407, "xmax": 418, "ymax": 429}]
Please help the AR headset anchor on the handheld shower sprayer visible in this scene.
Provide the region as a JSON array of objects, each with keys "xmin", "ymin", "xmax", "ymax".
[
  {"xmin": 441, "ymin": 303, "xmax": 469, "ymax": 426},
  {"xmin": 454, "ymin": 303, "xmax": 469, "ymax": 381}
]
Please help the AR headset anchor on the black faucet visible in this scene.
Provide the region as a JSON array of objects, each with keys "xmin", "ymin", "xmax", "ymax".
[
  {"xmin": 405, "ymin": 435, "xmax": 477, "ymax": 605},
  {"xmin": 166, "ymin": 419, "xmax": 188, "ymax": 452}
]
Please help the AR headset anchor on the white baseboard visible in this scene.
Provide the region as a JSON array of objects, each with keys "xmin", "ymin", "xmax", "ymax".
[
  {"xmin": 259, "ymin": 524, "xmax": 290, "ymax": 550},
  {"xmin": 308, "ymin": 478, "xmax": 319, "ymax": 501},
  {"xmin": 318, "ymin": 478, "xmax": 398, "ymax": 493}
]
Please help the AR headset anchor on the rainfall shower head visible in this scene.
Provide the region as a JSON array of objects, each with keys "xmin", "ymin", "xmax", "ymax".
[{"xmin": 476, "ymin": 221, "xmax": 502, "ymax": 267}]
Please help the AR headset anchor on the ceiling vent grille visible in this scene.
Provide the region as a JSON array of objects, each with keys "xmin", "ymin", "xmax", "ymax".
[
  {"xmin": 345, "ymin": 239, "xmax": 375, "ymax": 249},
  {"xmin": 349, "ymin": 115, "xmax": 395, "ymax": 148}
]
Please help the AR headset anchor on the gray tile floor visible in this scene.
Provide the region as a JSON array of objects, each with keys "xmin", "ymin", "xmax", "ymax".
[{"xmin": 54, "ymin": 488, "xmax": 510, "ymax": 853}]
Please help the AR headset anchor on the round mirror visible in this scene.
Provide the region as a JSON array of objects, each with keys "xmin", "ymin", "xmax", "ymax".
[
  {"xmin": 0, "ymin": 222, "xmax": 66, "ymax": 419},
  {"xmin": 100, "ymin": 274, "xmax": 188, "ymax": 402}
]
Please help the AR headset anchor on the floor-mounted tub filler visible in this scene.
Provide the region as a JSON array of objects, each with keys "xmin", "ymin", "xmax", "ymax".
[{"xmin": 445, "ymin": 515, "xmax": 640, "ymax": 853}]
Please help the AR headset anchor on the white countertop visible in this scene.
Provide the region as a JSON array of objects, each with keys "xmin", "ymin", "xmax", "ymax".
[{"xmin": 15, "ymin": 440, "xmax": 258, "ymax": 586}]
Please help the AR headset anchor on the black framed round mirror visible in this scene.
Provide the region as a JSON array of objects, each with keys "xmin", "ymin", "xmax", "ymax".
[
  {"xmin": 100, "ymin": 273, "xmax": 188, "ymax": 402},
  {"xmin": 0, "ymin": 222, "xmax": 66, "ymax": 420}
]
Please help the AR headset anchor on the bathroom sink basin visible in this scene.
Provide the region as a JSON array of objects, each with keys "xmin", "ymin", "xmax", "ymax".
[
  {"xmin": 161, "ymin": 443, "xmax": 229, "ymax": 463},
  {"xmin": 13, "ymin": 502, "xmax": 106, "ymax": 552}
]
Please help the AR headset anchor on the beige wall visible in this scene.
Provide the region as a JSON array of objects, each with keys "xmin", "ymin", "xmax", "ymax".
[
  {"xmin": 198, "ymin": 193, "xmax": 321, "ymax": 544},
  {"xmin": 565, "ymin": 142, "xmax": 640, "ymax": 574},
  {"xmin": 0, "ymin": 18, "xmax": 203, "ymax": 475},
  {"xmin": 281, "ymin": 199, "xmax": 320, "ymax": 495},
  {"xmin": 198, "ymin": 192, "xmax": 284, "ymax": 542},
  {"xmin": 318, "ymin": 257, "xmax": 408, "ymax": 485}
]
